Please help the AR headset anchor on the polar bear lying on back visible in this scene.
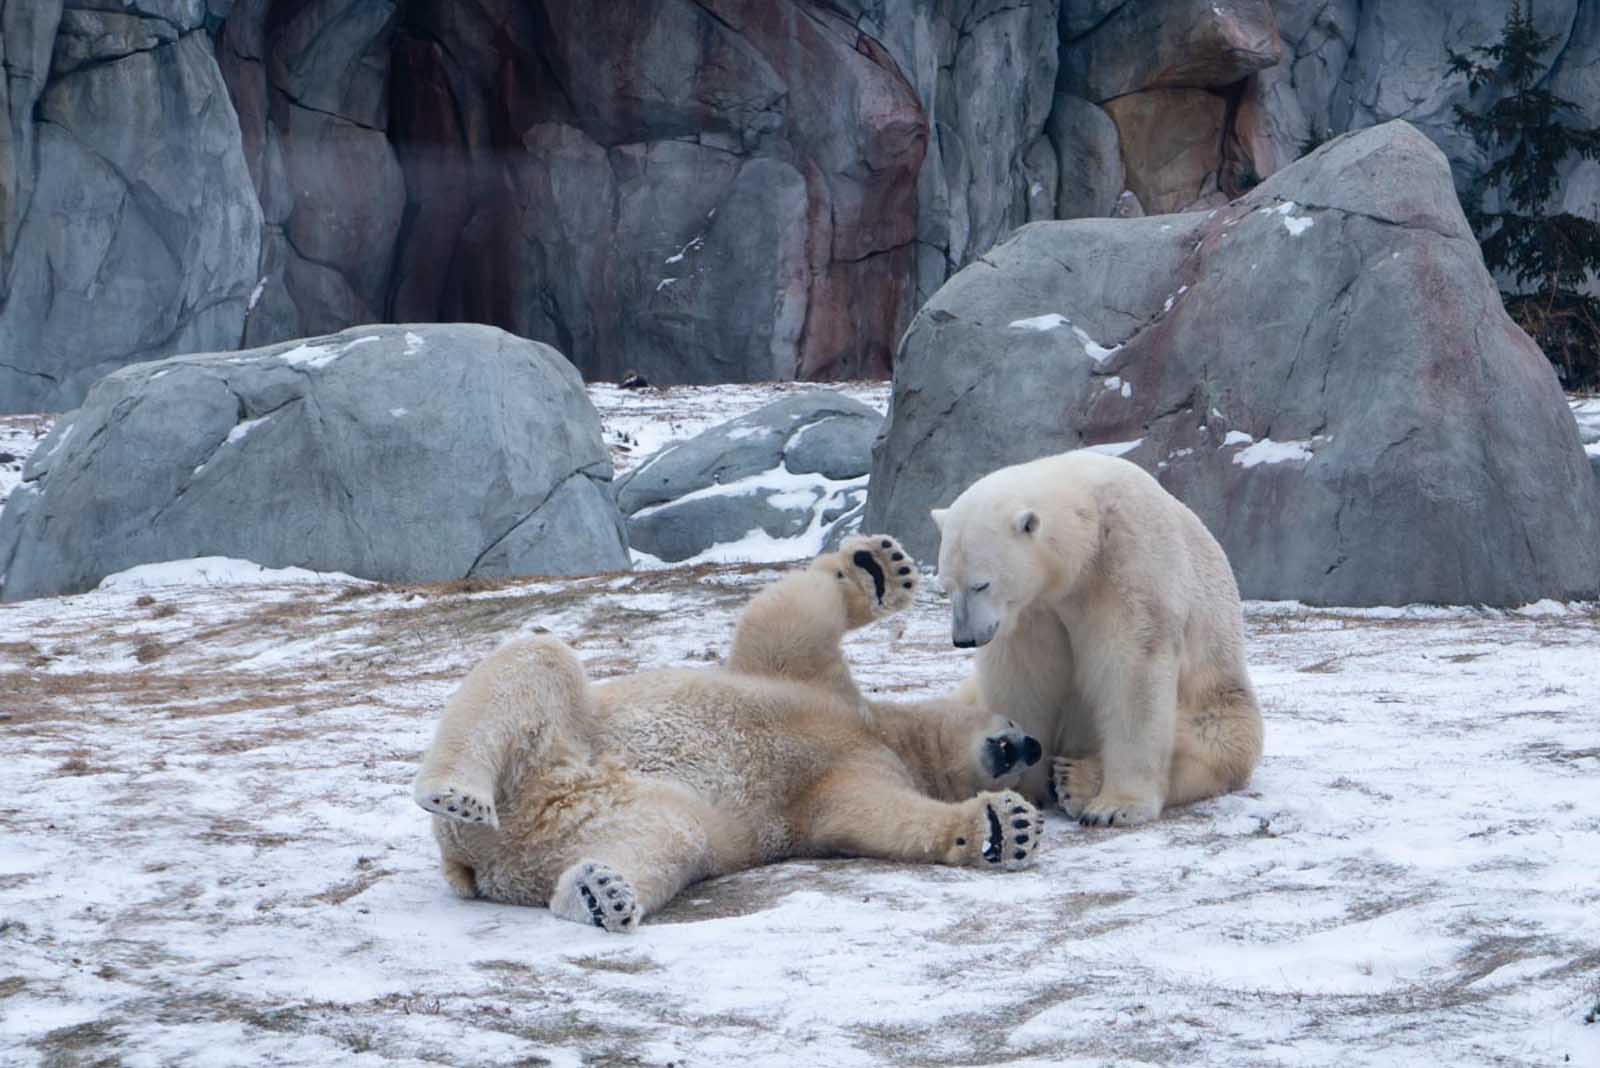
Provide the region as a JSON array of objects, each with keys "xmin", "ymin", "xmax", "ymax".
[
  {"xmin": 934, "ymin": 451, "xmax": 1263, "ymax": 827},
  {"xmin": 413, "ymin": 535, "xmax": 1044, "ymax": 931}
]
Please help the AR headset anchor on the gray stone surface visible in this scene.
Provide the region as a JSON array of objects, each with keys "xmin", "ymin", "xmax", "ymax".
[
  {"xmin": 0, "ymin": 325, "xmax": 628, "ymax": 600},
  {"xmin": 382, "ymin": 0, "xmax": 923, "ymax": 383},
  {"xmin": 618, "ymin": 390, "xmax": 881, "ymax": 563},
  {"xmin": 840, "ymin": 1, "xmax": 1060, "ymax": 308},
  {"xmin": 1061, "ymin": 0, "xmax": 1280, "ymax": 101},
  {"xmin": 0, "ymin": 15, "xmax": 260, "ymax": 414},
  {"xmin": 218, "ymin": 0, "xmax": 404, "ymax": 347},
  {"xmin": 1048, "ymin": 91, "xmax": 1124, "ymax": 220},
  {"xmin": 867, "ymin": 122, "xmax": 1600, "ymax": 606}
]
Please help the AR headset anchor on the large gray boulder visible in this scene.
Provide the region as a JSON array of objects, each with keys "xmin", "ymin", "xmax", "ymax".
[
  {"xmin": 867, "ymin": 122, "xmax": 1600, "ymax": 606},
  {"xmin": 618, "ymin": 391, "xmax": 880, "ymax": 563},
  {"xmin": 0, "ymin": 9, "xmax": 261, "ymax": 414},
  {"xmin": 0, "ymin": 325, "xmax": 628, "ymax": 601}
]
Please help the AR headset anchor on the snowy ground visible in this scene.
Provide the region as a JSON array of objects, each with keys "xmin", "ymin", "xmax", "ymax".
[
  {"xmin": 2, "ymin": 567, "xmax": 1598, "ymax": 1067},
  {"xmin": 1, "ymin": 385, "xmax": 1598, "ymax": 1066},
  {"xmin": 0, "ymin": 414, "xmax": 55, "ymax": 508}
]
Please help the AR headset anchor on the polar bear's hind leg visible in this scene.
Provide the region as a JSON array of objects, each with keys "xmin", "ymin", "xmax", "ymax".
[{"xmin": 413, "ymin": 635, "xmax": 595, "ymax": 830}]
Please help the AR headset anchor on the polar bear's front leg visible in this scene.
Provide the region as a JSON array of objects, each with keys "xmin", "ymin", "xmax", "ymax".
[
  {"xmin": 1071, "ymin": 651, "xmax": 1178, "ymax": 827},
  {"xmin": 800, "ymin": 768, "xmax": 1043, "ymax": 869},
  {"xmin": 727, "ymin": 534, "xmax": 918, "ymax": 704}
]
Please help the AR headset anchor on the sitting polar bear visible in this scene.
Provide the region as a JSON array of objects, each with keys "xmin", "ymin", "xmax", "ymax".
[
  {"xmin": 413, "ymin": 535, "xmax": 1045, "ymax": 932},
  {"xmin": 933, "ymin": 451, "xmax": 1263, "ymax": 828}
]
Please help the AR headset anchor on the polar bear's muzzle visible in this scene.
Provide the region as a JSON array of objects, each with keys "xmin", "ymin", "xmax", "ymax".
[
  {"xmin": 951, "ymin": 591, "xmax": 1001, "ymax": 648},
  {"xmin": 982, "ymin": 728, "xmax": 1043, "ymax": 779}
]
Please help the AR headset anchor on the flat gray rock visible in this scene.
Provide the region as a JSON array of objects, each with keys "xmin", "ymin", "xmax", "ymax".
[
  {"xmin": 0, "ymin": 325, "xmax": 628, "ymax": 600},
  {"xmin": 618, "ymin": 391, "xmax": 880, "ymax": 563},
  {"xmin": 867, "ymin": 122, "xmax": 1600, "ymax": 606}
]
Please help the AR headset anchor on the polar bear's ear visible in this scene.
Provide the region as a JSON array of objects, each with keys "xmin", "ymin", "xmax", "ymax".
[
  {"xmin": 1012, "ymin": 509, "xmax": 1039, "ymax": 536},
  {"xmin": 930, "ymin": 508, "xmax": 949, "ymax": 531}
]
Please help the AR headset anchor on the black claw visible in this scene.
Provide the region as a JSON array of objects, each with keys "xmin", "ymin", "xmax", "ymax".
[
  {"xmin": 902, "ymin": 581, "xmax": 913, "ymax": 588},
  {"xmin": 447, "ymin": 805, "xmax": 458, "ymax": 813},
  {"xmin": 955, "ymin": 837, "xmax": 966, "ymax": 846},
  {"xmin": 597, "ymin": 876, "xmax": 609, "ymax": 886},
  {"xmin": 613, "ymin": 903, "xmax": 625, "ymax": 912}
]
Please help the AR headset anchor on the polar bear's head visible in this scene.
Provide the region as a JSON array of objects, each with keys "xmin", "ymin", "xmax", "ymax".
[{"xmin": 931, "ymin": 463, "xmax": 1099, "ymax": 648}]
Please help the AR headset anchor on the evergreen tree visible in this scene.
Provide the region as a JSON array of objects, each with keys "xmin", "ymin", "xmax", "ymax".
[{"xmin": 1448, "ymin": 0, "xmax": 1600, "ymax": 389}]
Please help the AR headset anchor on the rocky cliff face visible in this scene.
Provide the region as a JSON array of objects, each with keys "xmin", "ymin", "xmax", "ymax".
[{"xmin": 2, "ymin": 0, "xmax": 1598, "ymax": 412}]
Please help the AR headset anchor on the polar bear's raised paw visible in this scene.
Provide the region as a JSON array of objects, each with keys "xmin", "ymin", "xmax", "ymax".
[
  {"xmin": 550, "ymin": 861, "xmax": 640, "ymax": 933},
  {"xmin": 836, "ymin": 533, "xmax": 919, "ymax": 616},
  {"xmin": 952, "ymin": 790, "xmax": 1042, "ymax": 869},
  {"xmin": 415, "ymin": 782, "xmax": 498, "ymax": 828}
]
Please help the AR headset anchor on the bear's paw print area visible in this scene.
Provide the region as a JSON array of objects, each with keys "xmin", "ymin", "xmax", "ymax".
[
  {"xmin": 838, "ymin": 532, "xmax": 920, "ymax": 615},
  {"xmin": 956, "ymin": 791, "xmax": 1042, "ymax": 870},
  {"xmin": 553, "ymin": 861, "xmax": 641, "ymax": 934}
]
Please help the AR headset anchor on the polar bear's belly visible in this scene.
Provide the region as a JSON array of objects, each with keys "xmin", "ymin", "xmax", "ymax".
[{"xmin": 591, "ymin": 672, "xmax": 830, "ymax": 818}]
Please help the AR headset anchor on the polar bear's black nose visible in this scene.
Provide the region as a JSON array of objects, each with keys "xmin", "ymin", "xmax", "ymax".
[
  {"xmin": 984, "ymin": 730, "xmax": 1041, "ymax": 777},
  {"xmin": 954, "ymin": 638, "xmax": 976, "ymax": 649}
]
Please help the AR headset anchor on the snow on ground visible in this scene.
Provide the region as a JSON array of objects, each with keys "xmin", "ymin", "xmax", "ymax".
[
  {"xmin": 1, "ymin": 389, "xmax": 1598, "ymax": 1066},
  {"xmin": 3, "ymin": 573, "xmax": 1599, "ymax": 1066},
  {"xmin": 0, "ymin": 414, "xmax": 55, "ymax": 508}
]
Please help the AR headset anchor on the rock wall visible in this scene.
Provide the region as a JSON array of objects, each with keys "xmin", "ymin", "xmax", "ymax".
[{"xmin": 2, "ymin": 0, "xmax": 1599, "ymax": 411}]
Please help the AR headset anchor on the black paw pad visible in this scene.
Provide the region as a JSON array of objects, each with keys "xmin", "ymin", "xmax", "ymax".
[
  {"xmin": 982, "ymin": 807, "xmax": 1003, "ymax": 864},
  {"xmin": 852, "ymin": 550, "xmax": 887, "ymax": 602}
]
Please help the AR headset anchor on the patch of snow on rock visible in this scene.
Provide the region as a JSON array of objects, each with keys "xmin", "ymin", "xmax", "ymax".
[
  {"xmin": 1083, "ymin": 438, "xmax": 1142, "ymax": 457},
  {"xmin": 1233, "ymin": 437, "xmax": 1317, "ymax": 468},
  {"xmin": 1007, "ymin": 313, "xmax": 1070, "ymax": 332},
  {"xmin": 278, "ymin": 343, "xmax": 341, "ymax": 369},
  {"xmin": 1275, "ymin": 200, "xmax": 1315, "ymax": 236}
]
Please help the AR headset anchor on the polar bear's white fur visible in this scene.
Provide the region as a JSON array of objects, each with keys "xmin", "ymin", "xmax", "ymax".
[
  {"xmin": 933, "ymin": 451, "xmax": 1263, "ymax": 827},
  {"xmin": 413, "ymin": 535, "xmax": 1045, "ymax": 931}
]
